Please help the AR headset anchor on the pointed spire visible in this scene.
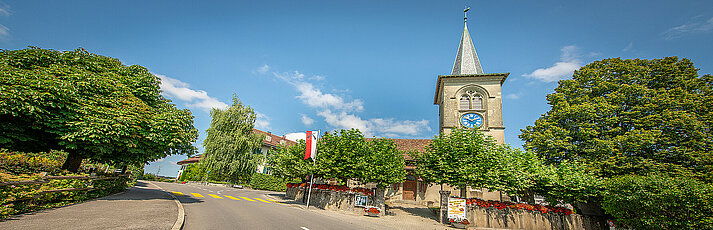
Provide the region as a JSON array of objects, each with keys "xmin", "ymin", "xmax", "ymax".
[{"xmin": 451, "ymin": 7, "xmax": 484, "ymax": 75}]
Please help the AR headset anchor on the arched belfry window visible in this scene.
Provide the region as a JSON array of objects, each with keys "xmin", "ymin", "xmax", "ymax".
[
  {"xmin": 459, "ymin": 94, "xmax": 470, "ymax": 110},
  {"xmin": 472, "ymin": 94, "xmax": 483, "ymax": 109},
  {"xmin": 459, "ymin": 89, "xmax": 485, "ymax": 110}
]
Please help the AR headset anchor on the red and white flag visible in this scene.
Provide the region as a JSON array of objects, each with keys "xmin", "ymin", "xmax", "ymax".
[{"xmin": 304, "ymin": 131, "xmax": 318, "ymax": 160}]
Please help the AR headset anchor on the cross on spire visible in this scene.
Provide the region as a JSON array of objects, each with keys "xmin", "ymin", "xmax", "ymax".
[
  {"xmin": 464, "ymin": 6, "xmax": 470, "ymax": 22},
  {"xmin": 451, "ymin": 6, "xmax": 484, "ymax": 75}
]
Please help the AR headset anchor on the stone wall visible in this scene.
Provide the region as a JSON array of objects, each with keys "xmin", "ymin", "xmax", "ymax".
[
  {"xmin": 463, "ymin": 206, "xmax": 607, "ymax": 230},
  {"xmin": 286, "ymin": 187, "xmax": 385, "ymax": 216}
]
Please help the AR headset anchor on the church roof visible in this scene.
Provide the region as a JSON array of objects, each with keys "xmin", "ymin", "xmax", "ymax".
[{"xmin": 451, "ymin": 22, "xmax": 484, "ymax": 75}]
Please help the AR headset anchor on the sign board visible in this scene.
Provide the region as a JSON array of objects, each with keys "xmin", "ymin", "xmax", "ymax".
[
  {"xmin": 607, "ymin": 220, "xmax": 615, "ymax": 230},
  {"xmin": 354, "ymin": 195, "xmax": 368, "ymax": 207},
  {"xmin": 447, "ymin": 197, "xmax": 466, "ymax": 219}
]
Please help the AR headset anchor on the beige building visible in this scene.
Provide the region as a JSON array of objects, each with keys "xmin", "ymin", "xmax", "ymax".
[
  {"xmin": 175, "ymin": 129, "xmax": 295, "ymax": 178},
  {"xmin": 386, "ymin": 13, "xmax": 509, "ymax": 206}
]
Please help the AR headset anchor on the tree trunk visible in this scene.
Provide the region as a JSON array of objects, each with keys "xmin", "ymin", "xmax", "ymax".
[
  {"xmin": 61, "ymin": 151, "xmax": 83, "ymax": 172},
  {"xmin": 460, "ymin": 186, "xmax": 467, "ymax": 198}
]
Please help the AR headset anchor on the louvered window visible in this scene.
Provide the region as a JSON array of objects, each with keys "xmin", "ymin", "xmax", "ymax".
[
  {"xmin": 472, "ymin": 94, "xmax": 483, "ymax": 109},
  {"xmin": 459, "ymin": 94, "xmax": 470, "ymax": 110}
]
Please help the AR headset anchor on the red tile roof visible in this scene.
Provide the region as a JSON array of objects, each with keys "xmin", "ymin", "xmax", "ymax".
[
  {"xmin": 366, "ymin": 138, "xmax": 431, "ymax": 161},
  {"xmin": 177, "ymin": 155, "xmax": 202, "ymax": 165},
  {"xmin": 252, "ymin": 129, "xmax": 297, "ymax": 148}
]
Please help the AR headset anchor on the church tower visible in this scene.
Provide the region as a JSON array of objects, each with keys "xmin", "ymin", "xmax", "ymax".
[{"xmin": 434, "ymin": 8, "xmax": 508, "ymax": 143}]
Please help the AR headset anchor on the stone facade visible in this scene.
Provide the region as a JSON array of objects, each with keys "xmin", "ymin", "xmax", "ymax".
[
  {"xmin": 434, "ymin": 73, "xmax": 508, "ymax": 143},
  {"xmin": 286, "ymin": 186, "xmax": 386, "ymax": 216},
  {"xmin": 464, "ymin": 206, "xmax": 607, "ymax": 230}
]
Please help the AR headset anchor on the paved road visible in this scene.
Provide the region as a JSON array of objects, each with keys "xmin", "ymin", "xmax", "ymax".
[{"xmin": 153, "ymin": 182, "xmax": 372, "ymax": 230}]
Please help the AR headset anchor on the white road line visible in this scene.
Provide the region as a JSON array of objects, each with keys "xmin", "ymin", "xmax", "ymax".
[{"xmin": 300, "ymin": 227, "xmax": 310, "ymax": 230}]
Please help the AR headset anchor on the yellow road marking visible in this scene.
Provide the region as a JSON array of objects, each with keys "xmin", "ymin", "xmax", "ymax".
[
  {"xmin": 224, "ymin": 195, "xmax": 240, "ymax": 200},
  {"xmin": 239, "ymin": 196, "xmax": 256, "ymax": 201},
  {"xmin": 191, "ymin": 193, "xmax": 204, "ymax": 197},
  {"xmin": 269, "ymin": 199, "xmax": 282, "ymax": 203},
  {"xmin": 171, "ymin": 192, "xmax": 184, "ymax": 196},
  {"xmin": 253, "ymin": 198, "xmax": 272, "ymax": 203},
  {"xmin": 208, "ymin": 194, "xmax": 223, "ymax": 199}
]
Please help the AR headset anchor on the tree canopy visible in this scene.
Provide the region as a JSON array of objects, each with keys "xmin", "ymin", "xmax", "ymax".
[
  {"xmin": 200, "ymin": 96, "xmax": 263, "ymax": 182},
  {"xmin": 268, "ymin": 129, "xmax": 406, "ymax": 189},
  {"xmin": 317, "ymin": 129, "xmax": 406, "ymax": 188},
  {"xmin": 414, "ymin": 128, "xmax": 508, "ymax": 195},
  {"xmin": 268, "ymin": 140, "xmax": 316, "ymax": 180},
  {"xmin": 0, "ymin": 47, "xmax": 198, "ymax": 171},
  {"xmin": 520, "ymin": 57, "xmax": 713, "ymax": 181},
  {"xmin": 520, "ymin": 57, "xmax": 713, "ymax": 227}
]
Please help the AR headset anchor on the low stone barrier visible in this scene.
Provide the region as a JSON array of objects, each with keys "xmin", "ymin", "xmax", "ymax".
[
  {"xmin": 465, "ymin": 206, "xmax": 606, "ymax": 230},
  {"xmin": 286, "ymin": 186, "xmax": 385, "ymax": 216}
]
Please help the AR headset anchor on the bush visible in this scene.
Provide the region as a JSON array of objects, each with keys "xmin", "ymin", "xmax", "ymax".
[
  {"xmin": 0, "ymin": 149, "xmax": 66, "ymax": 175},
  {"xmin": 0, "ymin": 150, "xmax": 133, "ymax": 219},
  {"xmin": 249, "ymin": 173, "xmax": 292, "ymax": 192},
  {"xmin": 602, "ymin": 174, "xmax": 713, "ymax": 230}
]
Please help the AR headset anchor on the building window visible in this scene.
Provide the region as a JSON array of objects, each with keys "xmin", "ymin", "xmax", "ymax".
[
  {"xmin": 460, "ymin": 89, "xmax": 484, "ymax": 110},
  {"xmin": 472, "ymin": 94, "xmax": 482, "ymax": 109},
  {"xmin": 459, "ymin": 94, "xmax": 470, "ymax": 110}
]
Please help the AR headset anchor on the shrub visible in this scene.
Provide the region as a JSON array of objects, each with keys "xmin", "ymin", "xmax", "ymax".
[
  {"xmin": 602, "ymin": 174, "xmax": 713, "ymax": 229},
  {"xmin": 249, "ymin": 173, "xmax": 291, "ymax": 192},
  {"xmin": 0, "ymin": 149, "xmax": 66, "ymax": 174},
  {"xmin": 0, "ymin": 149, "xmax": 133, "ymax": 219}
]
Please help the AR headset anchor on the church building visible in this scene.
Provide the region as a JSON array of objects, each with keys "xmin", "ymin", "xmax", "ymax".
[{"xmin": 386, "ymin": 9, "xmax": 509, "ymax": 205}]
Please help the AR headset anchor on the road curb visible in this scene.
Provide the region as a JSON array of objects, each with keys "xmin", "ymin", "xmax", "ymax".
[{"xmin": 146, "ymin": 181, "xmax": 185, "ymax": 230}]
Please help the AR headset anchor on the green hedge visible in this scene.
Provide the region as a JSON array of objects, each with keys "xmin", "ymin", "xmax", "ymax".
[
  {"xmin": 249, "ymin": 173, "xmax": 292, "ymax": 192},
  {"xmin": 602, "ymin": 174, "xmax": 713, "ymax": 229}
]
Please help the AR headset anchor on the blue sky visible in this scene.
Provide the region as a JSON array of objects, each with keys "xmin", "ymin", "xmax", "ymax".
[{"xmin": 2, "ymin": 1, "xmax": 712, "ymax": 177}]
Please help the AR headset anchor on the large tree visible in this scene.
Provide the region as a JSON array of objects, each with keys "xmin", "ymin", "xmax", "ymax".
[
  {"xmin": 520, "ymin": 57, "xmax": 713, "ymax": 181},
  {"xmin": 267, "ymin": 140, "xmax": 314, "ymax": 180},
  {"xmin": 0, "ymin": 47, "xmax": 198, "ymax": 172},
  {"xmin": 414, "ymin": 128, "xmax": 509, "ymax": 197},
  {"xmin": 200, "ymin": 96, "xmax": 263, "ymax": 182},
  {"xmin": 273, "ymin": 129, "xmax": 406, "ymax": 188}
]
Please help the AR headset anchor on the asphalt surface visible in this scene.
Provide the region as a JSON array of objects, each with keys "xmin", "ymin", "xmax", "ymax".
[
  {"xmin": 154, "ymin": 181, "xmax": 374, "ymax": 230},
  {"xmin": 0, "ymin": 181, "xmax": 177, "ymax": 230}
]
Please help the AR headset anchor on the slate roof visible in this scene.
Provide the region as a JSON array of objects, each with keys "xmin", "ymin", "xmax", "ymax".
[{"xmin": 451, "ymin": 22, "xmax": 484, "ymax": 75}]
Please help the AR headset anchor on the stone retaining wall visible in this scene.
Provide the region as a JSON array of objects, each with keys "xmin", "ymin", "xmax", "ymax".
[
  {"xmin": 465, "ymin": 206, "xmax": 607, "ymax": 230},
  {"xmin": 286, "ymin": 187, "xmax": 385, "ymax": 216}
]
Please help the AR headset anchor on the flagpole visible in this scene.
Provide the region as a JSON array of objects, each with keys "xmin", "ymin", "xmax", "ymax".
[{"xmin": 305, "ymin": 130, "xmax": 319, "ymax": 209}]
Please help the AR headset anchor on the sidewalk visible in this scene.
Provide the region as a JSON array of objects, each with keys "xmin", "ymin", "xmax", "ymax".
[
  {"xmin": 0, "ymin": 181, "xmax": 178, "ymax": 230},
  {"xmin": 266, "ymin": 193, "xmax": 459, "ymax": 230}
]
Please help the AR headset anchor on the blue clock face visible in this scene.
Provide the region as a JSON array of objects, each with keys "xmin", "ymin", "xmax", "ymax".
[{"xmin": 460, "ymin": 113, "xmax": 483, "ymax": 129}]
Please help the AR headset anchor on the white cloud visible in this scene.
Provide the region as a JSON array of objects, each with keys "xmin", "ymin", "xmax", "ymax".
[
  {"xmin": 274, "ymin": 71, "xmax": 364, "ymax": 112},
  {"xmin": 295, "ymin": 82, "xmax": 364, "ymax": 112},
  {"xmin": 505, "ymin": 93, "xmax": 520, "ymax": 100},
  {"xmin": 523, "ymin": 45, "xmax": 582, "ymax": 82},
  {"xmin": 254, "ymin": 64, "xmax": 270, "ymax": 75},
  {"xmin": 265, "ymin": 65, "xmax": 430, "ymax": 137},
  {"xmin": 663, "ymin": 16, "xmax": 713, "ymax": 40},
  {"xmin": 0, "ymin": 4, "xmax": 11, "ymax": 17},
  {"xmin": 317, "ymin": 110, "xmax": 430, "ymax": 137},
  {"xmin": 285, "ymin": 132, "xmax": 306, "ymax": 142},
  {"xmin": 158, "ymin": 74, "xmax": 229, "ymax": 112},
  {"xmin": 255, "ymin": 112, "xmax": 271, "ymax": 130},
  {"xmin": 622, "ymin": 42, "xmax": 633, "ymax": 52},
  {"xmin": 301, "ymin": 114, "xmax": 315, "ymax": 126},
  {"xmin": 0, "ymin": 24, "xmax": 8, "ymax": 39}
]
